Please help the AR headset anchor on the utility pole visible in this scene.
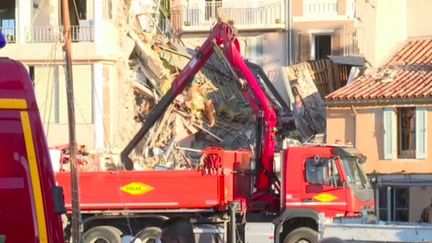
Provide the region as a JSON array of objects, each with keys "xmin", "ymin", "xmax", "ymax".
[{"xmin": 61, "ymin": 0, "xmax": 82, "ymax": 242}]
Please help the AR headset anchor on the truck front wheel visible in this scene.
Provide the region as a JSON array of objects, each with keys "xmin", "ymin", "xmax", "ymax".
[
  {"xmin": 83, "ymin": 225, "xmax": 122, "ymax": 243},
  {"xmin": 283, "ymin": 227, "xmax": 318, "ymax": 243}
]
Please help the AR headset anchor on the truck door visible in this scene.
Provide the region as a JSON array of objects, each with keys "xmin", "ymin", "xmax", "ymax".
[
  {"xmin": 0, "ymin": 108, "xmax": 46, "ymax": 242},
  {"xmin": 302, "ymin": 156, "xmax": 347, "ymax": 218}
]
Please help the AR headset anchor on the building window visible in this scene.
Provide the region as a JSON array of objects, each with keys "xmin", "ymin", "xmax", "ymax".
[
  {"xmin": 313, "ymin": 35, "xmax": 331, "ymax": 60},
  {"xmin": 383, "ymin": 107, "xmax": 427, "ymax": 160},
  {"xmin": 378, "ymin": 187, "xmax": 409, "ymax": 222},
  {"xmin": 0, "ymin": 0, "xmax": 16, "ymax": 43},
  {"xmin": 245, "ymin": 36, "xmax": 264, "ymax": 67},
  {"xmin": 33, "ymin": 65, "xmax": 93, "ymax": 125},
  {"xmin": 398, "ymin": 107, "xmax": 416, "ymax": 158},
  {"xmin": 103, "ymin": 0, "xmax": 113, "ymax": 20}
]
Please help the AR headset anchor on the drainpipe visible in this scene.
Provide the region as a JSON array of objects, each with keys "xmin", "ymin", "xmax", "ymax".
[
  {"xmin": 351, "ymin": 105, "xmax": 357, "ymax": 147},
  {"xmin": 285, "ymin": 0, "xmax": 292, "ymax": 66}
]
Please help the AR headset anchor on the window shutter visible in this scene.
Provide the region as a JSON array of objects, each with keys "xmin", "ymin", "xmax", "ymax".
[
  {"xmin": 416, "ymin": 107, "xmax": 427, "ymax": 159},
  {"xmin": 34, "ymin": 66, "xmax": 58, "ymax": 124},
  {"xmin": 58, "ymin": 66, "xmax": 67, "ymax": 124},
  {"xmin": 72, "ymin": 65, "xmax": 93, "ymax": 124},
  {"xmin": 245, "ymin": 36, "xmax": 264, "ymax": 67},
  {"xmin": 59, "ymin": 65, "xmax": 93, "ymax": 124},
  {"xmin": 383, "ymin": 108, "xmax": 396, "ymax": 159}
]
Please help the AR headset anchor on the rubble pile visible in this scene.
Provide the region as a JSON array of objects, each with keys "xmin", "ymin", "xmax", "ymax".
[
  {"xmin": 57, "ymin": 1, "xmax": 329, "ymax": 172},
  {"xmin": 112, "ymin": 1, "xmax": 257, "ymax": 170},
  {"xmin": 280, "ymin": 64, "xmax": 327, "ymax": 142}
]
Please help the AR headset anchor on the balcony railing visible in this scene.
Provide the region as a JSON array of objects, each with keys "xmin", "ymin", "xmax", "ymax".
[
  {"xmin": 171, "ymin": 0, "xmax": 284, "ymax": 32},
  {"xmin": 0, "ymin": 27, "xmax": 16, "ymax": 43},
  {"xmin": 26, "ymin": 25, "xmax": 94, "ymax": 43},
  {"xmin": 303, "ymin": 0, "xmax": 338, "ymax": 17}
]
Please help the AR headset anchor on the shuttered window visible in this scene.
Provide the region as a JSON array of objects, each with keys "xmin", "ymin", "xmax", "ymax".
[
  {"xmin": 383, "ymin": 107, "xmax": 428, "ymax": 160},
  {"xmin": 383, "ymin": 108, "xmax": 396, "ymax": 159},
  {"xmin": 245, "ymin": 36, "xmax": 264, "ymax": 67},
  {"xmin": 34, "ymin": 66, "xmax": 59, "ymax": 124},
  {"xmin": 58, "ymin": 65, "xmax": 93, "ymax": 124},
  {"xmin": 416, "ymin": 107, "xmax": 427, "ymax": 159},
  {"xmin": 34, "ymin": 65, "xmax": 93, "ymax": 125}
]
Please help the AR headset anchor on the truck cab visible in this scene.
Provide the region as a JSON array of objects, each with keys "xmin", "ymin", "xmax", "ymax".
[
  {"xmin": 0, "ymin": 40, "xmax": 65, "ymax": 243},
  {"xmin": 284, "ymin": 145, "xmax": 374, "ymax": 218}
]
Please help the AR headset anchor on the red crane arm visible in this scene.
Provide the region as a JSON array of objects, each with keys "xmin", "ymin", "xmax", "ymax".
[{"xmin": 121, "ymin": 22, "xmax": 277, "ymax": 193}]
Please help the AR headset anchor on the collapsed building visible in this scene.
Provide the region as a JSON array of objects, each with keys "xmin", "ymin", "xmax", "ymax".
[{"xmin": 60, "ymin": 0, "xmax": 338, "ymax": 172}]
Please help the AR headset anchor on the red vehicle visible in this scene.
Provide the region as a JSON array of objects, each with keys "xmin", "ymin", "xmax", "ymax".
[
  {"xmin": 0, "ymin": 38, "xmax": 65, "ymax": 242},
  {"xmin": 56, "ymin": 22, "xmax": 374, "ymax": 243}
]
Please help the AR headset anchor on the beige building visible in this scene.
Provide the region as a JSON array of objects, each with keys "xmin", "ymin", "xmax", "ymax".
[
  {"xmin": 355, "ymin": 0, "xmax": 432, "ymax": 67},
  {"xmin": 0, "ymin": 0, "xmax": 121, "ymax": 150},
  {"xmin": 290, "ymin": 0, "xmax": 357, "ymax": 63},
  {"xmin": 326, "ymin": 38, "xmax": 432, "ymax": 222},
  {"xmin": 326, "ymin": 0, "xmax": 432, "ymax": 223}
]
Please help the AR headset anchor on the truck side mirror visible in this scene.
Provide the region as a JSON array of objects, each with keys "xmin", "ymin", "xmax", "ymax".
[{"xmin": 53, "ymin": 186, "xmax": 67, "ymax": 214}]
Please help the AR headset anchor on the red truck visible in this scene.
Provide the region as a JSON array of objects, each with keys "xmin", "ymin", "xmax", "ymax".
[
  {"xmin": 0, "ymin": 35, "xmax": 65, "ymax": 243},
  {"xmin": 56, "ymin": 22, "xmax": 374, "ymax": 243}
]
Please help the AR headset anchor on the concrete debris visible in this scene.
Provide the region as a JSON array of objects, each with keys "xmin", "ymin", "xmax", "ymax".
[
  {"xmin": 281, "ymin": 62, "xmax": 328, "ymax": 142},
  {"xmin": 122, "ymin": 21, "xmax": 258, "ymax": 170},
  {"xmin": 50, "ymin": 1, "xmax": 331, "ymax": 171}
]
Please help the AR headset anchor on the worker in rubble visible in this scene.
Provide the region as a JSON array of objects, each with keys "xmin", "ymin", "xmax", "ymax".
[
  {"xmin": 78, "ymin": 144, "xmax": 89, "ymax": 156},
  {"xmin": 420, "ymin": 197, "xmax": 432, "ymax": 223},
  {"xmin": 160, "ymin": 217, "xmax": 195, "ymax": 243}
]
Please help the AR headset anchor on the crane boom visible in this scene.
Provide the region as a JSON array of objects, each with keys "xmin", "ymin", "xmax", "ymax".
[{"xmin": 121, "ymin": 22, "xmax": 277, "ymax": 194}]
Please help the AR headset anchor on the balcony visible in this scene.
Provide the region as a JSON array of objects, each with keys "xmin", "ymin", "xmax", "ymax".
[
  {"xmin": 25, "ymin": 25, "xmax": 94, "ymax": 43},
  {"xmin": 171, "ymin": 0, "xmax": 285, "ymax": 33},
  {"xmin": 293, "ymin": 0, "xmax": 355, "ymax": 22},
  {"xmin": 304, "ymin": 0, "xmax": 338, "ymax": 17}
]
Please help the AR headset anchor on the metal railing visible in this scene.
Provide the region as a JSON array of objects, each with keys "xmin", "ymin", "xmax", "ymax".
[
  {"xmin": 171, "ymin": 0, "xmax": 284, "ymax": 30},
  {"xmin": 0, "ymin": 27, "xmax": 16, "ymax": 43},
  {"xmin": 26, "ymin": 25, "xmax": 94, "ymax": 43},
  {"xmin": 303, "ymin": 0, "xmax": 338, "ymax": 17},
  {"xmin": 225, "ymin": 2, "xmax": 282, "ymax": 26}
]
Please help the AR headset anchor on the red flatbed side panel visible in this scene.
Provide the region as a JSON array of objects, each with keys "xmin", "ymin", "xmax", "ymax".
[{"xmin": 57, "ymin": 170, "xmax": 225, "ymax": 210}]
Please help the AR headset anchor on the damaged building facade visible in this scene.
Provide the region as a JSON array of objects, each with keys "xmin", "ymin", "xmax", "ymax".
[
  {"xmin": 1, "ymin": 0, "xmax": 331, "ymax": 166},
  {"xmin": 170, "ymin": 0, "xmax": 360, "ymax": 100},
  {"xmin": 0, "ymin": 0, "xmax": 360, "ymax": 153}
]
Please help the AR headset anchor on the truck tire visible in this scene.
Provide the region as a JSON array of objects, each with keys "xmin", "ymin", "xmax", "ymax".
[
  {"xmin": 283, "ymin": 227, "xmax": 318, "ymax": 243},
  {"xmin": 135, "ymin": 227, "xmax": 161, "ymax": 243},
  {"xmin": 83, "ymin": 225, "xmax": 122, "ymax": 243}
]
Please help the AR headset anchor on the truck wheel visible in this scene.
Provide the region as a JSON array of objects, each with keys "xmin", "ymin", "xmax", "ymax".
[
  {"xmin": 135, "ymin": 227, "xmax": 161, "ymax": 243},
  {"xmin": 83, "ymin": 225, "xmax": 122, "ymax": 243},
  {"xmin": 283, "ymin": 227, "xmax": 318, "ymax": 243}
]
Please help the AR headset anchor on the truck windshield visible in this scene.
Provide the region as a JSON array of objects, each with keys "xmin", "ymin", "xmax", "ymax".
[{"xmin": 341, "ymin": 157, "xmax": 369, "ymax": 188}]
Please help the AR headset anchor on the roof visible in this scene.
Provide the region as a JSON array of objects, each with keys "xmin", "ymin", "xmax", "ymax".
[{"xmin": 325, "ymin": 38, "xmax": 432, "ymax": 103}]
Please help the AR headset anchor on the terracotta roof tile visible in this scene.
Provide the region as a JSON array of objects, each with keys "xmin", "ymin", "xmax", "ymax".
[{"xmin": 326, "ymin": 38, "xmax": 432, "ymax": 102}]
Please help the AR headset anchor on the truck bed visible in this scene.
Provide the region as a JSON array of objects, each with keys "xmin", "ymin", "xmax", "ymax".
[{"xmin": 57, "ymin": 170, "xmax": 228, "ymax": 211}]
